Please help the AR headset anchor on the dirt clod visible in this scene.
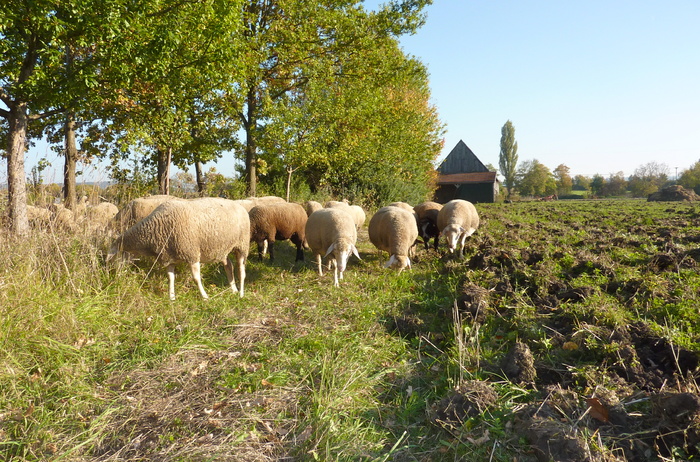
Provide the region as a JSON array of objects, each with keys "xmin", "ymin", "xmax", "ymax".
[
  {"xmin": 430, "ymin": 380, "xmax": 498, "ymax": 431},
  {"xmin": 501, "ymin": 341, "xmax": 536, "ymax": 385}
]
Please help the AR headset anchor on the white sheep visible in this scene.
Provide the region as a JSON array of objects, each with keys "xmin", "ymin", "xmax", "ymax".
[
  {"xmin": 107, "ymin": 197, "xmax": 250, "ymax": 300},
  {"xmin": 84, "ymin": 202, "xmax": 119, "ymax": 233},
  {"xmin": 414, "ymin": 201, "xmax": 443, "ymax": 250},
  {"xmin": 368, "ymin": 206, "xmax": 419, "ymax": 272},
  {"xmin": 324, "ymin": 200, "xmax": 365, "ymax": 229},
  {"xmin": 113, "ymin": 195, "xmax": 181, "ymax": 232},
  {"xmin": 302, "ymin": 200, "xmax": 323, "ymax": 217},
  {"xmin": 305, "ymin": 208, "xmax": 361, "ymax": 287},
  {"xmin": 437, "ymin": 199, "xmax": 480, "ymax": 258}
]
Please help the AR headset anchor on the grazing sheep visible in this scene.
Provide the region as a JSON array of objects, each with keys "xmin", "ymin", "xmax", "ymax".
[
  {"xmin": 48, "ymin": 203, "xmax": 77, "ymax": 231},
  {"xmin": 84, "ymin": 202, "xmax": 119, "ymax": 233},
  {"xmin": 324, "ymin": 199, "xmax": 350, "ymax": 208},
  {"xmin": 305, "ymin": 208, "xmax": 361, "ymax": 287},
  {"xmin": 302, "ymin": 200, "xmax": 323, "ymax": 217},
  {"xmin": 248, "ymin": 202, "xmax": 308, "ymax": 261},
  {"xmin": 27, "ymin": 205, "xmax": 52, "ymax": 229},
  {"xmin": 387, "ymin": 201, "xmax": 414, "ymax": 213},
  {"xmin": 437, "ymin": 199, "xmax": 480, "ymax": 258},
  {"xmin": 414, "ymin": 201, "xmax": 443, "ymax": 250},
  {"xmin": 232, "ymin": 199, "xmax": 256, "ymax": 212},
  {"xmin": 113, "ymin": 195, "xmax": 181, "ymax": 232},
  {"xmin": 107, "ymin": 197, "xmax": 250, "ymax": 300},
  {"xmin": 246, "ymin": 195, "xmax": 286, "ymax": 204},
  {"xmin": 348, "ymin": 205, "xmax": 366, "ymax": 229},
  {"xmin": 368, "ymin": 206, "xmax": 419, "ymax": 272}
]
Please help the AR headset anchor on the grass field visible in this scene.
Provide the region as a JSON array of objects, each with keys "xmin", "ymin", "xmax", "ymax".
[{"xmin": 2, "ymin": 199, "xmax": 700, "ymax": 461}]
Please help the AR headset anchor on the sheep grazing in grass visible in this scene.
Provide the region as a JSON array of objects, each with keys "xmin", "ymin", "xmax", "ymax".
[
  {"xmin": 107, "ymin": 197, "xmax": 250, "ymax": 301},
  {"xmin": 113, "ymin": 195, "xmax": 181, "ymax": 232},
  {"xmin": 302, "ymin": 200, "xmax": 323, "ymax": 217},
  {"xmin": 324, "ymin": 200, "xmax": 365, "ymax": 229},
  {"xmin": 248, "ymin": 202, "xmax": 308, "ymax": 262},
  {"xmin": 305, "ymin": 208, "xmax": 361, "ymax": 287},
  {"xmin": 414, "ymin": 201, "xmax": 443, "ymax": 250},
  {"xmin": 368, "ymin": 206, "xmax": 419, "ymax": 272},
  {"xmin": 437, "ymin": 199, "xmax": 480, "ymax": 258},
  {"xmin": 27, "ymin": 205, "xmax": 52, "ymax": 229},
  {"xmin": 84, "ymin": 202, "xmax": 119, "ymax": 233}
]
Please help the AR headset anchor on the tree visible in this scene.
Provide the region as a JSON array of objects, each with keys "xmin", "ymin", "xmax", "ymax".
[
  {"xmin": 590, "ymin": 174, "xmax": 605, "ymax": 196},
  {"xmin": 628, "ymin": 161, "xmax": 669, "ymax": 197},
  {"xmin": 679, "ymin": 160, "xmax": 700, "ymax": 194},
  {"xmin": 515, "ymin": 159, "xmax": 556, "ymax": 197},
  {"xmin": 573, "ymin": 174, "xmax": 591, "ymax": 191},
  {"xmin": 602, "ymin": 172, "xmax": 627, "ymax": 197},
  {"xmin": 553, "ymin": 164, "xmax": 573, "ymax": 196},
  {"xmin": 222, "ymin": 0, "xmax": 431, "ymax": 196},
  {"xmin": 499, "ymin": 120, "xmax": 518, "ymax": 199},
  {"xmin": 1, "ymin": 1, "xmax": 71, "ymax": 234}
]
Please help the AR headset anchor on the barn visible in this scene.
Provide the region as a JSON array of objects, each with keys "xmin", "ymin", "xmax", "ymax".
[{"xmin": 433, "ymin": 140, "xmax": 500, "ymax": 204}]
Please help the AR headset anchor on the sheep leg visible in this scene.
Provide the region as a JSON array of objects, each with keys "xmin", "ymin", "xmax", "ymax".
[
  {"xmin": 333, "ymin": 259, "xmax": 340, "ymax": 287},
  {"xmin": 167, "ymin": 264, "xmax": 177, "ymax": 301},
  {"xmin": 315, "ymin": 254, "xmax": 323, "ymax": 276},
  {"xmin": 223, "ymin": 257, "xmax": 238, "ymax": 295},
  {"xmin": 235, "ymin": 252, "xmax": 246, "ymax": 297},
  {"xmin": 458, "ymin": 232, "xmax": 469, "ymax": 258},
  {"xmin": 292, "ymin": 235, "xmax": 305, "ymax": 261},
  {"xmin": 189, "ymin": 261, "xmax": 209, "ymax": 300}
]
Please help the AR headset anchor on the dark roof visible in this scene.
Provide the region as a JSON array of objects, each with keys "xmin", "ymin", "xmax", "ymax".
[
  {"xmin": 437, "ymin": 172, "xmax": 498, "ymax": 185},
  {"xmin": 437, "ymin": 140, "xmax": 489, "ymax": 174}
]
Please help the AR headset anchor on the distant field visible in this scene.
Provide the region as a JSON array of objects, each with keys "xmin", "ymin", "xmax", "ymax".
[{"xmin": 1, "ymin": 199, "xmax": 700, "ymax": 461}]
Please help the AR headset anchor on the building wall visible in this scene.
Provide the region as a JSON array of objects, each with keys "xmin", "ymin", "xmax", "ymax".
[{"xmin": 434, "ymin": 183, "xmax": 497, "ymax": 204}]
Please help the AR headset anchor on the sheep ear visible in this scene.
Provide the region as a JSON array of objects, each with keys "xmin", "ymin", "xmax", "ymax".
[
  {"xmin": 324, "ymin": 243, "xmax": 336, "ymax": 257},
  {"xmin": 459, "ymin": 226, "xmax": 465, "ymax": 233},
  {"xmin": 352, "ymin": 245, "xmax": 361, "ymax": 260}
]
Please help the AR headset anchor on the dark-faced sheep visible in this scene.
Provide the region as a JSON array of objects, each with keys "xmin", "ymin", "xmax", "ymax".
[
  {"xmin": 248, "ymin": 202, "xmax": 308, "ymax": 262},
  {"xmin": 414, "ymin": 201, "xmax": 443, "ymax": 250},
  {"xmin": 437, "ymin": 199, "xmax": 480, "ymax": 258},
  {"xmin": 368, "ymin": 206, "xmax": 419, "ymax": 272},
  {"xmin": 107, "ymin": 198, "xmax": 250, "ymax": 300},
  {"xmin": 305, "ymin": 208, "xmax": 361, "ymax": 287}
]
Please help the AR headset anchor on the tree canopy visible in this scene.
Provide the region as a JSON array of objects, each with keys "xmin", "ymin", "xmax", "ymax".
[
  {"xmin": 1, "ymin": 0, "xmax": 441, "ymax": 233},
  {"xmin": 498, "ymin": 120, "xmax": 518, "ymax": 199}
]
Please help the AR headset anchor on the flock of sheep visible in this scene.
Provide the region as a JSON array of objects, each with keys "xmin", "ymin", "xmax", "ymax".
[{"xmin": 29, "ymin": 194, "xmax": 480, "ymax": 300}]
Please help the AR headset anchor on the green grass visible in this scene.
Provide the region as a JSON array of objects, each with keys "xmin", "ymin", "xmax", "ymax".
[{"xmin": 2, "ymin": 199, "xmax": 700, "ymax": 460}]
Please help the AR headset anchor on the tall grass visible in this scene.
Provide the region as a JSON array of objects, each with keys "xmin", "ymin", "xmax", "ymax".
[{"xmin": 2, "ymin": 200, "xmax": 700, "ymax": 460}]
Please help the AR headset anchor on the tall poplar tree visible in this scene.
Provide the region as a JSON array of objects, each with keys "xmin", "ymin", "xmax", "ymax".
[{"xmin": 499, "ymin": 120, "xmax": 518, "ymax": 199}]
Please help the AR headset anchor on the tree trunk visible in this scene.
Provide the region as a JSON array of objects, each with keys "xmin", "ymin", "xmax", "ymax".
[
  {"xmin": 157, "ymin": 147, "xmax": 172, "ymax": 195},
  {"xmin": 63, "ymin": 112, "xmax": 78, "ymax": 210},
  {"xmin": 6, "ymin": 101, "xmax": 30, "ymax": 236},
  {"xmin": 244, "ymin": 88, "xmax": 257, "ymax": 197},
  {"xmin": 195, "ymin": 160, "xmax": 205, "ymax": 193}
]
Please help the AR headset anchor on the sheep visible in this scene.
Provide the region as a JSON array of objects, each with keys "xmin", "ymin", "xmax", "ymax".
[
  {"xmin": 305, "ymin": 208, "xmax": 361, "ymax": 287},
  {"xmin": 348, "ymin": 205, "xmax": 366, "ymax": 229},
  {"xmin": 84, "ymin": 202, "xmax": 119, "ymax": 233},
  {"xmin": 27, "ymin": 205, "xmax": 52, "ymax": 229},
  {"xmin": 48, "ymin": 203, "xmax": 77, "ymax": 231},
  {"xmin": 387, "ymin": 201, "xmax": 414, "ymax": 213},
  {"xmin": 248, "ymin": 202, "xmax": 308, "ymax": 262},
  {"xmin": 414, "ymin": 201, "xmax": 443, "ymax": 250},
  {"xmin": 324, "ymin": 200, "xmax": 365, "ymax": 229},
  {"xmin": 107, "ymin": 197, "xmax": 250, "ymax": 300},
  {"xmin": 246, "ymin": 195, "xmax": 286, "ymax": 205},
  {"xmin": 368, "ymin": 206, "xmax": 419, "ymax": 272},
  {"xmin": 437, "ymin": 199, "xmax": 480, "ymax": 258},
  {"xmin": 302, "ymin": 200, "xmax": 323, "ymax": 217},
  {"xmin": 233, "ymin": 199, "xmax": 256, "ymax": 212},
  {"xmin": 113, "ymin": 195, "xmax": 181, "ymax": 232}
]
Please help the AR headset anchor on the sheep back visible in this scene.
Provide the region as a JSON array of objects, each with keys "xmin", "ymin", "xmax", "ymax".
[
  {"xmin": 114, "ymin": 195, "xmax": 181, "ymax": 232},
  {"xmin": 302, "ymin": 200, "xmax": 323, "ymax": 217},
  {"xmin": 248, "ymin": 202, "xmax": 307, "ymax": 261},
  {"xmin": 368, "ymin": 206, "xmax": 418, "ymax": 271}
]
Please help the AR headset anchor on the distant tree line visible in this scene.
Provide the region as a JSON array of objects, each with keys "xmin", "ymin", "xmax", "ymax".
[
  {"xmin": 1, "ymin": 0, "xmax": 443, "ymax": 235},
  {"xmin": 497, "ymin": 121, "xmax": 700, "ymax": 199}
]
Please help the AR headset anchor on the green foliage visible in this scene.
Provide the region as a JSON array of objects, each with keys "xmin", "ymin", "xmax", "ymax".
[
  {"xmin": 628, "ymin": 161, "xmax": 669, "ymax": 197},
  {"xmin": 679, "ymin": 159, "xmax": 700, "ymax": 194},
  {"xmin": 515, "ymin": 159, "xmax": 556, "ymax": 197},
  {"xmin": 499, "ymin": 120, "xmax": 518, "ymax": 199}
]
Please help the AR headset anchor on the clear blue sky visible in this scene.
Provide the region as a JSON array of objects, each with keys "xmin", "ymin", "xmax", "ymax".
[
  {"xmin": 376, "ymin": 0, "xmax": 700, "ymax": 179},
  {"xmin": 16, "ymin": 0, "xmax": 700, "ymax": 184}
]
